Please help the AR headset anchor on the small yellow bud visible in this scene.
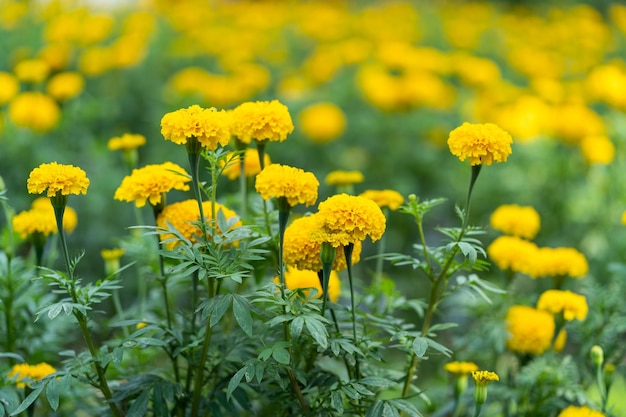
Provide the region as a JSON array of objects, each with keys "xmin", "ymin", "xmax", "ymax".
[{"xmin": 590, "ymin": 345, "xmax": 604, "ymax": 367}]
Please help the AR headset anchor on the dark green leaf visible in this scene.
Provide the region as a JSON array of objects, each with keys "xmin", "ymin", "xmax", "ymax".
[
  {"xmin": 227, "ymin": 366, "xmax": 249, "ymax": 399},
  {"xmin": 365, "ymin": 400, "xmax": 384, "ymax": 417},
  {"xmin": 46, "ymin": 377, "xmax": 59, "ymax": 410},
  {"xmin": 331, "ymin": 391, "xmax": 344, "ymax": 414},
  {"xmin": 126, "ymin": 390, "xmax": 150, "ymax": 417},
  {"xmin": 9, "ymin": 385, "xmax": 44, "ymax": 416},
  {"xmin": 304, "ymin": 316, "xmax": 328, "ymax": 349},
  {"xmin": 272, "ymin": 347, "xmax": 290, "ymax": 365},
  {"xmin": 359, "ymin": 376, "xmax": 396, "ymax": 389},
  {"xmin": 232, "ymin": 294, "xmax": 253, "ymax": 337},
  {"xmin": 290, "ymin": 316, "xmax": 304, "ymax": 338},
  {"xmin": 210, "ymin": 294, "xmax": 232, "ymax": 328},
  {"xmin": 153, "ymin": 382, "xmax": 168, "ymax": 417}
]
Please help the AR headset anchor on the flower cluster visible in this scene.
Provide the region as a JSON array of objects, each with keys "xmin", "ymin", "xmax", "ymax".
[
  {"xmin": 506, "ymin": 305, "xmax": 556, "ymax": 355},
  {"xmin": 312, "ymin": 194, "xmax": 386, "ymax": 247},
  {"xmin": 27, "ymin": 162, "xmax": 89, "ymax": 198},
  {"xmin": 447, "ymin": 122, "xmax": 513, "ymax": 165},
  {"xmin": 490, "ymin": 204, "xmax": 541, "ymax": 239},
  {"xmin": 255, "ymin": 164, "xmax": 319, "ymax": 207},
  {"xmin": 230, "ymin": 100, "xmax": 294, "ymax": 144},
  {"xmin": 160, "ymin": 104, "xmax": 231, "ymax": 150},
  {"xmin": 114, "ymin": 162, "xmax": 190, "ymax": 208},
  {"xmin": 537, "ymin": 289, "xmax": 589, "ymax": 321}
]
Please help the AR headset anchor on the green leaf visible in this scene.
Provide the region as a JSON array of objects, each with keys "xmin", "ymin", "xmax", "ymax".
[
  {"xmin": 232, "ymin": 294, "xmax": 253, "ymax": 337},
  {"xmin": 304, "ymin": 316, "xmax": 328, "ymax": 349},
  {"xmin": 47, "ymin": 303, "xmax": 64, "ymax": 320},
  {"xmin": 210, "ymin": 294, "xmax": 232, "ymax": 328},
  {"xmin": 366, "ymin": 400, "xmax": 384, "ymax": 417},
  {"xmin": 46, "ymin": 377, "xmax": 60, "ymax": 411},
  {"xmin": 412, "ymin": 337, "xmax": 428, "ymax": 358},
  {"xmin": 383, "ymin": 402, "xmax": 401, "ymax": 417},
  {"xmin": 126, "ymin": 390, "xmax": 150, "ymax": 417},
  {"xmin": 426, "ymin": 338, "xmax": 452, "ymax": 357},
  {"xmin": 387, "ymin": 399, "xmax": 423, "ymax": 417},
  {"xmin": 359, "ymin": 376, "xmax": 396, "ymax": 389},
  {"xmin": 331, "ymin": 391, "xmax": 344, "ymax": 414},
  {"xmin": 10, "ymin": 385, "xmax": 44, "ymax": 416},
  {"xmin": 457, "ymin": 241, "xmax": 477, "ymax": 265},
  {"xmin": 227, "ymin": 365, "xmax": 249, "ymax": 399},
  {"xmin": 290, "ymin": 316, "xmax": 304, "ymax": 338},
  {"xmin": 272, "ymin": 347, "xmax": 290, "ymax": 365},
  {"xmin": 153, "ymin": 382, "xmax": 168, "ymax": 417}
]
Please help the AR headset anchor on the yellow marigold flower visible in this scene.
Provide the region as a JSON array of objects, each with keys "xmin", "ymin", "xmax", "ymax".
[
  {"xmin": 506, "ymin": 305, "xmax": 555, "ymax": 355},
  {"xmin": 490, "ymin": 204, "xmax": 541, "ymax": 239},
  {"xmin": 7, "ymin": 363, "xmax": 56, "ymax": 388},
  {"xmin": 487, "ymin": 236, "xmax": 538, "ymax": 274},
  {"xmin": 30, "ymin": 197, "xmax": 77, "ymax": 233},
  {"xmin": 255, "ymin": 164, "xmax": 319, "ymax": 207},
  {"xmin": 45, "ymin": 71, "xmax": 85, "ymax": 102},
  {"xmin": 360, "ymin": 189, "xmax": 405, "ymax": 210},
  {"xmin": 107, "ymin": 133, "xmax": 147, "ymax": 151},
  {"xmin": 283, "ymin": 214, "xmax": 362, "ymax": 272},
  {"xmin": 12, "ymin": 208, "xmax": 57, "ymax": 238},
  {"xmin": 14, "ymin": 59, "xmax": 50, "ymax": 83},
  {"xmin": 274, "ymin": 267, "xmax": 341, "ymax": 303},
  {"xmin": 298, "ymin": 102, "xmax": 347, "ymax": 143},
  {"xmin": 529, "ymin": 247, "xmax": 588, "ymax": 279},
  {"xmin": 325, "ymin": 170, "xmax": 364, "ymax": 187},
  {"xmin": 537, "ymin": 290, "xmax": 588, "ymax": 321},
  {"xmin": 27, "ymin": 162, "xmax": 89, "ymax": 198},
  {"xmin": 156, "ymin": 199, "xmax": 241, "ymax": 249},
  {"xmin": 579, "ymin": 135, "xmax": 615, "ymax": 165},
  {"xmin": 79, "ymin": 46, "xmax": 114, "ymax": 76},
  {"xmin": 9, "ymin": 92, "xmax": 60, "ymax": 132},
  {"xmin": 444, "ymin": 361, "xmax": 479, "ymax": 375},
  {"xmin": 447, "ymin": 122, "xmax": 513, "ymax": 166},
  {"xmin": 160, "ymin": 104, "xmax": 231, "ymax": 150},
  {"xmin": 0, "ymin": 71, "xmax": 19, "ymax": 105},
  {"xmin": 220, "ymin": 149, "xmax": 270, "ymax": 180},
  {"xmin": 313, "ymin": 194, "xmax": 386, "ymax": 247},
  {"xmin": 101, "ymin": 248, "xmax": 125, "ymax": 261},
  {"xmin": 557, "ymin": 405, "xmax": 605, "ymax": 417},
  {"xmin": 114, "ymin": 162, "xmax": 190, "ymax": 208},
  {"xmin": 554, "ymin": 328, "xmax": 567, "ymax": 352},
  {"xmin": 472, "ymin": 370, "xmax": 499, "ymax": 384},
  {"xmin": 230, "ymin": 100, "xmax": 294, "ymax": 144}
]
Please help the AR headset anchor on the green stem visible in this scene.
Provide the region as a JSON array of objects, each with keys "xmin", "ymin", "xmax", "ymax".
[
  {"xmin": 111, "ymin": 288, "xmax": 129, "ymax": 339},
  {"xmin": 473, "ymin": 402, "xmax": 483, "ymax": 417},
  {"xmin": 277, "ymin": 198, "xmax": 291, "ymax": 289},
  {"xmin": 320, "ymin": 243, "xmax": 336, "ymax": 316},
  {"xmin": 374, "ymin": 210, "xmax": 388, "ymax": 285},
  {"xmin": 344, "ymin": 243, "xmax": 360, "ymax": 379},
  {"xmin": 402, "ymin": 164, "xmax": 482, "ymax": 398},
  {"xmin": 239, "ymin": 154, "xmax": 247, "ymax": 219},
  {"xmin": 191, "ymin": 277, "xmax": 215, "ymax": 416}
]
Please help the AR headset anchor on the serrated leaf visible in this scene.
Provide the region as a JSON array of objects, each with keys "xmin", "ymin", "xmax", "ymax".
[
  {"xmin": 47, "ymin": 303, "xmax": 63, "ymax": 320},
  {"xmin": 387, "ymin": 399, "xmax": 423, "ymax": 417},
  {"xmin": 227, "ymin": 366, "xmax": 248, "ymax": 399},
  {"xmin": 290, "ymin": 317, "xmax": 304, "ymax": 338},
  {"xmin": 331, "ymin": 391, "xmax": 344, "ymax": 414},
  {"xmin": 10, "ymin": 385, "xmax": 44, "ymax": 416},
  {"xmin": 412, "ymin": 337, "xmax": 428, "ymax": 358},
  {"xmin": 210, "ymin": 294, "xmax": 232, "ymax": 328},
  {"xmin": 383, "ymin": 402, "xmax": 401, "ymax": 417},
  {"xmin": 153, "ymin": 382, "xmax": 168, "ymax": 417},
  {"xmin": 359, "ymin": 376, "xmax": 396, "ymax": 389},
  {"xmin": 366, "ymin": 400, "xmax": 384, "ymax": 417},
  {"xmin": 232, "ymin": 295, "xmax": 253, "ymax": 337},
  {"xmin": 126, "ymin": 390, "xmax": 150, "ymax": 417},
  {"xmin": 46, "ymin": 377, "xmax": 59, "ymax": 410},
  {"xmin": 304, "ymin": 316, "xmax": 328, "ymax": 349}
]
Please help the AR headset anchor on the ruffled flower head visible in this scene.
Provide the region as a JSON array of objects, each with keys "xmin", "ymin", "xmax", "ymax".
[
  {"xmin": 312, "ymin": 194, "xmax": 386, "ymax": 247},
  {"xmin": 9, "ymin": 92, "xmax": 60, "ymax": 132},
  {"xmin": 487, "ymin": 235, "xmax": 538, "ymax": 275},
  {"xmin": 557, "ymin": 405, "xmax": 605, "ymax": 417},
  {"xmin": 506, "ymin": 305, "xmax": 555, "ymax": 355},
  {"xmin": 529, "ymin": 246, "xmax": 588, "ymax": 279},
  {"xmin": 255, "ymin": 164, "xmax": 319, "ymax": 207},
  {"xmin": 160, "ymin": 104, "xmax": 231, "ymax": 150},
  {"xmin": 298, "ymin": 102, "xmax": 346, "ymax": 143},
  {"xmin": 231, "ymin": 100, "xmax": 294, "ymax": 144},
  {"xmin": 27, "ymin": 162, "xmax": 89, "ymax": 197},
  {"xmin": 13, "ymin": 197, "xmax": 78, "ymax": 237},
  {"xmin": 8, "ymin": 363, "xmax": 56, "ymax": 388},
  {"xmin": 283, "ymin": 214, "xmax": 362, "ymax": 272},
  {"xmin": 444, "ymin": 361, "xmax": 479, "ymax": 376},
  {"xmin": 447, "ymin": 122, "xmax": 513, "ymax": 165},
  {"xmin": 490, "ymin": 204, "xmax": 540, "ymax": 239},
  {"xmin": 157, "ymin": 199, "xmax": 241, "ymax": 249},
  {"xmin": 537, "ymin": 289, "xmax": 588, "ymax": 321},
  {"xmin": 360, "ymin": 189, "xmax": 405, "ymax": 210},
  {"xmin": 114, "ymin": 162, "xmax": 190, "ymax": 208},
  {"xmin": 325, "ymin": 170, "xmax": 364, "ymax": 187}
]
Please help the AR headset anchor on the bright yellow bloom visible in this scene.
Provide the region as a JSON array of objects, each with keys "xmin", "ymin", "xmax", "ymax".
[
  {"xmin": 490, "ymin": 204, "xmax": 541, "ymax": 239},
  {"xmin": 7, "ymin": 363, "xmax": 56, "ymax": 388},
  {"xmin": 27, "ymin": 162, "xmax": 89, "ymax": 198},
  {"xmin": 529, "ymin": 247, "xmax": 588, "ymax": 279},
  {"xmin": 298, "ymin": 102, "xmax": 346, "ymax": 143},
  {"xmin": 101, "ymin": 248, "xmax": 125, "ymax": 261},
  {"xmin": 506, "ymin": 305, "xmax": 555, "ymax": 355},
  {"xmin": 447, "ymin": 122, "xmax": 513, "ymax": 166},
  {"xmin": 622, "ymin": 211, "xmax": 626, "ymax": 225},
  {"xmin": 255, "ymin": 164, "xmax": 319, "ymax": 207},
  {"xmin": 579, "ymin": 135, "xmax": 615, "ymax": 165},
  {"xmin": 275, "ymin": 267, "xmax": 341, "ymax": 303},
  {"xmin": 0, "ymin": 72, "xmax": 19, "ymax": 105},
  {"xmin": 156, "ymin": 199, "xmax": 241, "ymax": 249},
  {"xmin": 557, "ymin": 405, "xmax": 605, "ymax": 417},
  {"xmin": 360, "ymin": 189, "xmax": 405, "ymax": 210},
  {"xmin": 220, "ymin": 149, "xmax": 271, "ymax": 180},
  {"xmin": 114, "ymin": 162, "xmax": 190, "ymax": 208},
  {"xmin": 107, "ymin": 133, "xmax": 147, "ymax": 151},
  {"xmin": 325, "ymin": 170, "xmax": 364, "ymax": 187},
  {"xmin": 471, "ymin": 370, "xmax": 499, "ymax": 384},
  {"xmin": 160, "ymin": 104, "xmax": 231, "ymax": 150},
  {"xmin": 9, "ymin": 92, "xmax": 60, "ymax": 132},
  {"xmin": 230, "ymin": 100, "xmax": 294, "ymax": 144},
  {"xmin": 12, "ymin": 208, "xmax": 57, "ymax": 238},
  {"xmin": 79, "ymin": 46, "xmax": 114, "ymax": 76},
  {"xmin": 45, "ymin": 71, "xmax": 85, "ymax": 102},
  {"xmin": 537, "ymin": 290, "xmax": 588, "ymax": 321},
  {"xmin": 136, "ymin": 321, "xmax": 148, "ymax": 330},
  {"xmin": 14, "ymin": 59, "xmax": 50, "ymax": 83},
  {"xmin": 283, "ymin": 214, "xmax": 362, "ymax": 272},
  {"xmin": 444, "ymin": 361, "xmax": 479, "ymax": 375},
  {"xmin": 313, "ymin": 194, "xmax": 386, "ymax": 247}
]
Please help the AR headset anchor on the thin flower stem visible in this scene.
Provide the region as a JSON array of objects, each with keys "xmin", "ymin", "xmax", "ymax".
[
  {"xmin": 191, "ymin": 278, "xmax": 215, "ymax": 416},
  {"xmin": 344, "ymin": 244, "xmax": 360, "ymax": 379},
  {"xmin": 473, "ymin": 403, "xmax": 483, "ymax": 417},
  {"xmin": 374, "ymin": 210, "xmax": 388, "ymax": 284},
  {"xmin": 53, "ymin": 205, "xmax": 122, "ymax": 417},
  {"xmin": 402, "ymin": 164, "xmax": 482, "ymax": 399},
  {"xmin": 239, "ymin": 154, "xmax": 247, "ymax": 219},
  {"xmin": 111, "ymin": 288, "xmax": 129, "ymax": 339}
]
